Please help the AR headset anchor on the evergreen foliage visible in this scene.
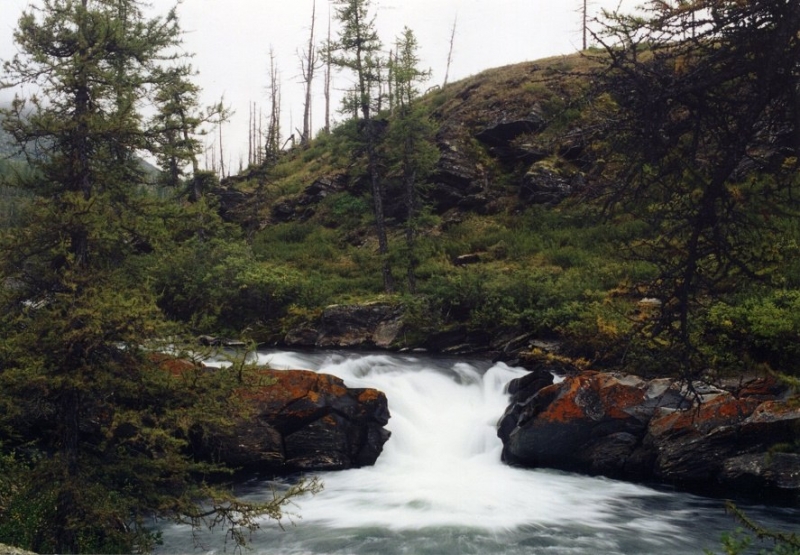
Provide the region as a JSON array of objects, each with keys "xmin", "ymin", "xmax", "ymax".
[
  {"xmin": 0, "ymin": 1, "xmax": 318, "ymax": 552},
  {"xmin": 590, "ymin": 0, "xmax": 800, "ymax": 380},
  {"xmin": 385, "ymin": 27, "xmax": 439, "ymax": 293},
  {"xmin": 329, "ymin": 0, "xmax": 394, "ymax": 292}
]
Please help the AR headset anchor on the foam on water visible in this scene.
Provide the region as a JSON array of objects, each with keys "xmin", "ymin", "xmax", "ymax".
[{"xmin": 253, "ymin": 351, "xmax": 667, "ymax": 531}]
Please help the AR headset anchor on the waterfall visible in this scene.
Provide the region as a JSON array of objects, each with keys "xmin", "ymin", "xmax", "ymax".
[{"xmin": 156, "ymin": 350, "xmax": 799, "ymax": 555}]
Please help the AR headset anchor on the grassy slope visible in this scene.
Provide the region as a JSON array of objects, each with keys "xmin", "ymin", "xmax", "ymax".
[{"xmin": 214, "ymin": 53, "xmax": 660, "ymax": 367}]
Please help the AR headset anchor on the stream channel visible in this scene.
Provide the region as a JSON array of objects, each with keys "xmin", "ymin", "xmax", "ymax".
[{"xmin": 155, "ymin": 350, "xmax": 799, "ymax": 554}]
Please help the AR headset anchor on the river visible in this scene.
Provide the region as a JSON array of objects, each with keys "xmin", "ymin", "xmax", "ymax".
[{"xmin": 155, "ymin": 350, "xmax": 799, "ymax": 554}]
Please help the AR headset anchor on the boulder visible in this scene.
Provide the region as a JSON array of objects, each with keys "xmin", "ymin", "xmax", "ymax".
[
  {"xmin": 284, "ymin": 302, "xmax": 405, "ymax": 349},
  {"xmin": 498, "ymin": 370, "xmax": 799, "ymax": 499},
  {"xmin": 195, "ymin": 368, "xmax": 390, "ymax": 473}
]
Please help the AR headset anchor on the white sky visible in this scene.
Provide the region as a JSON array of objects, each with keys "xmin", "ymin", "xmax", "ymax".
[{"xmin": 1, "ymin": 0, "xmax": 637, "ymax": 171}]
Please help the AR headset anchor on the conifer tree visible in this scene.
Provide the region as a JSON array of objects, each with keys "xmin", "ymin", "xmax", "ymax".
[
  {"xmin": 0, "ymin": 1, "xmax": 316, "ymax": 552},
  {"xmin": 330, "ymin": 0, "xmax": 394, "ymax": 292},
  {"xmin": 387, "ymin": 27, "xmax": 439, "ymax": 293},
  {"xmin": 592, "ymin": 0, "xmax": 800, "ymax": 380}
]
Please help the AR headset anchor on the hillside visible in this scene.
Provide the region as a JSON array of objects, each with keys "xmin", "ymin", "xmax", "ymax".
[
  {"xmin": 207, "ymin": 55, "xmax": 620, "ymax": 356},
  {"xmin": 201, "ymin": 41, "xmax": 799, "ymax": 386}
]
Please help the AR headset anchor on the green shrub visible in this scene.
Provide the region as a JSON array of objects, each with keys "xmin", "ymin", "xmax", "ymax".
[{"xmin": 152, "ymin": 238, "xmax": 307, "ymax": 334}]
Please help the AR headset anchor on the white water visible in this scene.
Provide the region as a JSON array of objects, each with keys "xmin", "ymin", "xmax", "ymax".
[{"xmin": 156, "ymin": 350, "xmax": 799, "ymax": 554}]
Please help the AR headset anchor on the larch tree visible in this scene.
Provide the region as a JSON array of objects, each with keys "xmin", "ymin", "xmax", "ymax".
[
  {"xmin": 330, "ymin": 0, "xmax": 394, "ymax": 292},
  {"xmin": 265, "ymin": 47, "xmax": 282, "ymax": 164},
  {"xmin": 387, "ymin": 27, "xmax": 439, "ymax": 293},
  {"xmin": 299, "ymin": 0, "xmax": 319, "ymax": 146},
  {"xmin": 0, "ymin": 1, "xmax": 316, "ymax": 552},
  {"xmin": 591, "ymin": 0, "xmax": 800, "ymax": 380}
]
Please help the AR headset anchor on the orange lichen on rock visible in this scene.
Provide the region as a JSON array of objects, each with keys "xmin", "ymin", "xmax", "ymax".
[
  {"xmin": 538, "ymin": 372, "xmax": 645, "ymax": 424},
  {"xmin": 242, "ymin": 369, "xmax": 323, "ymax": 404},
  {"xmin": 745, "ymin": 400, "xmax": 800, "ymax": 423},
  {"xmin": 649, "ymin": 394, "xmax": 762, "ymax": 437},
  {"xmin": 538, "ymin": 376, "xmax": 592, "ymax": 423},
  {"xmin": 357, "ymin": 388, "xmax": 385, "ymax": 403}
]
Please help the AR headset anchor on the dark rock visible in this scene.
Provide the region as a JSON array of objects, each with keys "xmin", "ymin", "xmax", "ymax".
[
  {"xmin": 498, "ymin": 369, "xmax": 800, "ymax": 500},
  {"xmin": 284, "ymin": 302, "xmax": 405, "ymax": 349},
  {"xmin": 423, "ymin": 326, "xmax": 493, "ymax": 355},
  {"xmin": 520, "ymin": 163, "xmax": 583, "ymax": 205},
  {"xmin": 211, "ymin": 186, "xmax": 251, "ymax": 221},
  {"xmin": 194, "ymin": 368, "xmax": 390, "ymax": 473},
  {"xmin": 270, "ymin": 174, "xmax": 347, "ymax": 223},
  {"xmin": 271, "ymin": 199, "xmax": 296, "ymax": 222},
  {"xmin": 476, "ymin": 117, "xmax": 545, "ymax": 147},
  {"xmin": 297, "ymin": 174, "xmax": 347, "ymax": 206},
  {"xmin": 506, "ymin": 366, "xmax": 554, "ymax": 404},
  {"xmin": 476, "ymin": 117, "xmax": 547, "ymax": 163},
  {"xmin": 721, "ymin": 453, "xmax": 800, "ymax": 496},
  {"xmin": 501, "ymin": 372, "xmax": 652, "ymax": 475},
  {"xmin": 428, "ymin": 142, "xmax": 482, "ymax": 212}
]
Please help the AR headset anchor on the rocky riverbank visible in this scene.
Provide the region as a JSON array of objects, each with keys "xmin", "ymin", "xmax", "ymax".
[
  {"xmin": 157, "ymin": 356, "xmax": 391, "ymax": 475},
  {"xmin": 497, "ymin": 363, "xmax": 800, "ymax": 502}
]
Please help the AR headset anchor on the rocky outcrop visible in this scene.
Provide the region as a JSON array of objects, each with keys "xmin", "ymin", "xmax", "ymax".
[
  {"xmin": 475, "ymin": 116, "xmax": 547, "ymax": 163},
  {"xmin": 520, "ymin": 162, "xmax": 585, "ymax": 205},
  {"xmin": 271, "ymin": 174, "xmax": 347, "ymax": 223},
  {"xmin": 285, "ymin": 302, "xmax": 405, "ymax": 349},
  {"xmin": 193, "ymin": 367, "xmax": 390, "ymax": 473},
  {"xmin": 499, "ymin": 370, "xmax": 800, "ymax": 500}
]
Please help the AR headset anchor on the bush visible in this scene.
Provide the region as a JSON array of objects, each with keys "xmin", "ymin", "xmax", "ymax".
[{"xmin": 152, "ymin": 238, "xmax": 307, "ymax": 335}]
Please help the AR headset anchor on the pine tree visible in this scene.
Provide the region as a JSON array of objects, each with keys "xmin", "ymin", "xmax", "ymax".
[{"xmin": 0, "ymin": 1, "xmax": 316, "ymax": 552}]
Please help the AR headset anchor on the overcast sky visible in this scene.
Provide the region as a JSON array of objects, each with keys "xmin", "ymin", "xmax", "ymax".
[{"xmin": 1, "ymin": 0, "xmax": 637, "ymax": 170}]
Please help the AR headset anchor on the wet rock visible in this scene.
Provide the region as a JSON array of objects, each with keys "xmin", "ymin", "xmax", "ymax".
[
  {"xmin": 422, "ymin": 326, "xmax": 493, "ymax": 355},
  {"xmin": 500, "ymin": 372, "xmax": 653, "ymax": 475},
  {"xmin": 498, "ymin": 369, "xmax": 799, "ymax": 499},
  {"xmin": 195, "ymin": 368, "xmax": 390, "ymax": 473}
]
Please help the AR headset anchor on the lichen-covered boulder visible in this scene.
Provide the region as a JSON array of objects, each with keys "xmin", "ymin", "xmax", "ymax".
[
  {"xmin": 193, "ymin": 368, "xmax": 390, "ymax": 474},
  {"xmin": 500, "ymin": 372, "xmax": 667, "ymax": 475},
  {"xmin": 499, "ymin": 370, "xmax": 799, "ymax": 500}
]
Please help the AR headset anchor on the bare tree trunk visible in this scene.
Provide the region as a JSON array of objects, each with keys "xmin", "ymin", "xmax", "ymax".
[
  {"xmin": 300, "ymin": 0, "xmax": 318, "ymax": 146},
  {"xmin": 325, "ymin": 12, "xmax": 332, "ymax": 134},
  {"xmin": 258, "ymin": 107, "xmax": 263, "ymax": 164},
  {"xmin": 266, "ymin": 47, "xmax": 282, "ymax": 163},
  {"xmin": 387, "ymin": 48, "xmax": 394, "ymax": 114},
  {"xmin": 248, "ymin": 102, "xmax": 253, "ymax": 166},
  {"xmin": 218, "ymin": 121, "xmax": 226, "ymax": 179},
  {"xmin": 582, "ymin": 0, "xmax": 588, "ymax": 50},
  {"xmin": 443, "ymin": 15, "xmax": 457, "ymax": 87}
]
